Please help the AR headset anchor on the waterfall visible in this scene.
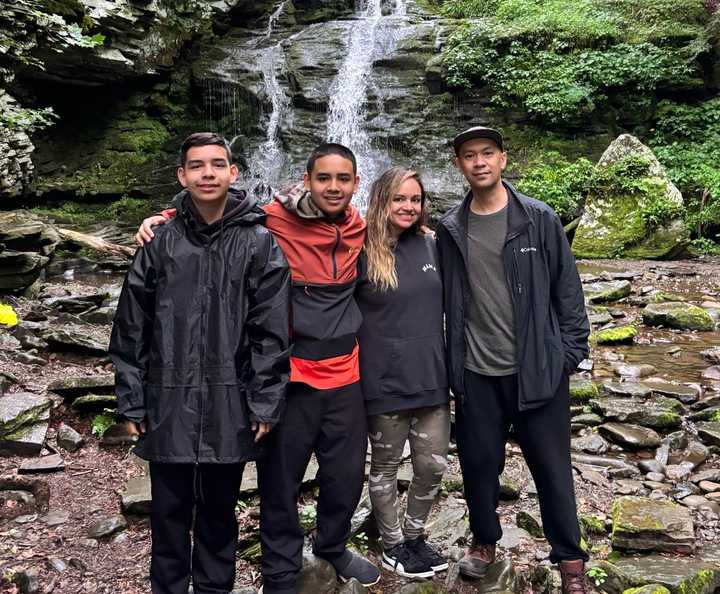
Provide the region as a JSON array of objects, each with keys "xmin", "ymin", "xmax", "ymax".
[
  {"xmin": 238, "ymin": 1, "xmax": 290, "ymax": 198},
  {"xmin": 325, "ymin": 0, "xmax": 407, "ymax": 209}
]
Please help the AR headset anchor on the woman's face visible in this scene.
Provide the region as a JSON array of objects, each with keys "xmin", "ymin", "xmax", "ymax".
[{"xmin": 388, "ymin": 178, "xmax": 422, "ymax": 236}]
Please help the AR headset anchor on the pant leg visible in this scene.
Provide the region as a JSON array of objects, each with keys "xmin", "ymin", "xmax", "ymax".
[
  {"xmin": 367, "ymin": 410, "xmax": 412, "ymax": 549},
  {"xmin": 403, "ymin": 404, "xmax": 451, "ymax": 540},
  {"xmin": 512, "ymin": 373, "xmax": 588, "ymax": 563},
  {"xmin": 259, "ymin": 384, "xmax": 322, "ymax": 591},
  {"xmin": 149, "ymin": 462, "xmax": 195, "ymax": 594},
  {"xmin": 192, "ymin": 463, "xmax": 245, "ymax": 594},
  {"xmin": 456, "ymin": 370, "xmax": 511, "ymax": 544},
  {"xmin": 312, "ymin": 381, "xmax": 368, "ymax": 558}
]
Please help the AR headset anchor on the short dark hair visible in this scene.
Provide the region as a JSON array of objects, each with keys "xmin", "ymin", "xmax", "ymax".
[
  {"xmin": 179, "ymin": 132, "xmax": 233, "ymax": 166},
  {"xmin": 306, "ymin": 142, "xmax": 357, "ymax": 175}
]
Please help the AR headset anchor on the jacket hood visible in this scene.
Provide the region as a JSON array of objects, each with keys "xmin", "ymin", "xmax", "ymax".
[{"xmin": 171, "ymin": 187, "xmax": 265, "ymax": 235}]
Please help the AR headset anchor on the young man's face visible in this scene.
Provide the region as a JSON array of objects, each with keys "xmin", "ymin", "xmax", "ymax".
[
  {"xmin": 303, "ymin": 154, "xmax": 359, "ymax": 218},
  {"xmin": 454, "ymin": 138, "xmax": 507, "ymax": 194},
  {"xmin": 177, "ymin": 144, "xmax": 238, "ymax": 203}
]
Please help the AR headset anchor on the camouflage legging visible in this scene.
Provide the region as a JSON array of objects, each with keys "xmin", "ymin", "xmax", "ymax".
[{"xmin": 368, "ymin": 404, "xmax": 451, "ymax": 548}]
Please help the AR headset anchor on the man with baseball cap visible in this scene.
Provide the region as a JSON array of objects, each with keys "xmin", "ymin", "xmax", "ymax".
[{"xmin": 436, "ymin": 126, "xmax": 590, "ymax": 593}]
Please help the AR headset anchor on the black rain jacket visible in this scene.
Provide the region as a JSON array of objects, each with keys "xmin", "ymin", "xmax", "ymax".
[
  {"xmin": 109, "ymin": 191, "xmax": 291, "ymax": 463},
  {"xmin": 437, "ymin": 181, "xmax": 589, "ymax": 411}
]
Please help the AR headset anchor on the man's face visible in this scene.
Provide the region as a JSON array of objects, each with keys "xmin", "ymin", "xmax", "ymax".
[
  {"xmin": 303, "ymin": 154, "xmax": 359, "ymax": 218},
  {"xmin": 177, "ymin": 145, "xmax": 238, "ymax": 203},
  {"xmin": 454, "ymin": 138, "xmax": 507, "ymax": 193}
]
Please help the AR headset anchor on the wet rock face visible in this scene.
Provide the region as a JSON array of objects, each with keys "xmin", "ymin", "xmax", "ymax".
[
  {"xmin": 0, "ymin": 91, "xmax": 36, "ymax": 198},
  {"xmin": 573, "ymin": 134, "xmax": 690, "ymax": 260},
  {"xmin": 611, "ymin": 496, "xmax": 695, "ymax": 553},
  {"xmin": 0, "ymin": 212, "xmax": 60, "ymax": 291}
]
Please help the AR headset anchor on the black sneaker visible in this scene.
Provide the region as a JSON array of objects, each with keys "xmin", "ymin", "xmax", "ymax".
[
  {"xmin": 325, "ymin": 549, "xmax": 380, "ymax": 587},
  {"xmin": 382, "ymin": 542, "xmax": 435, "ymax": 578},
  {"xmin": 406, "ymin": 534, "xmax": 449, "ymax": 572}
]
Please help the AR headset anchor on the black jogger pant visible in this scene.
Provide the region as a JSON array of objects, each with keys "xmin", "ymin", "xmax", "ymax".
[
  {"xmin": 148, "ymin": 462, "xmax": 245, "ymax": 594},
  {"xmin": 455, "ymin": 370, "xmax": 587, "ymax": 563},
  {"xmin": 258, "ymin": 381, "xmax": 367, "ymax": 593}
]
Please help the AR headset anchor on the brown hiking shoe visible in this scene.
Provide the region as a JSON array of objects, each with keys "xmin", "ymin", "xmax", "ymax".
[
  {"xmin": 458, "ymin": 541, "xmax": 496, "ymax": 578},
  {"xmin": 560, "ymin": 559, "xmax": 588, "ymax": 594}
]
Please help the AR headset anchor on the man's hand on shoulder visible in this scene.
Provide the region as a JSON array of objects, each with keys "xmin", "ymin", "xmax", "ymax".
[{"xmin": 135, "ymin": 215, "xmax": 168, "ymax": 246}]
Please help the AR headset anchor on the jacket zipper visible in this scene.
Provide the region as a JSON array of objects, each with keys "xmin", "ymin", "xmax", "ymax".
[
  {"xmin": 331, "ymin": 225, "xmax": 341, "ymax": 280},
  {"xmin": 197, "ymin": 243, "xmax": 210, "ymax": 464},
  {"xmin": 512, "ymin": 247, "xmax": 522, "ymax": 296}
]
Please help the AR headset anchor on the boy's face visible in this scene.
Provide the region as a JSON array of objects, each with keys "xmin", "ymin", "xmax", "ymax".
[
  {"xmin": 177, "ymin": 145, "xmax": 238, "ymax": 203},
  {"xmin": 303, "ymin": 154, "xmax": 359, "ymax": 218},
  {"xmin": 454, "ymin": 138, "xmax": 507, "ymax": 194}
]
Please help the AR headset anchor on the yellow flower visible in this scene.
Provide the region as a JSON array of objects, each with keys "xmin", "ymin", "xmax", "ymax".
[{"xmin": 0, "ymin": 304, "xmax": 18, "ymax": 327}]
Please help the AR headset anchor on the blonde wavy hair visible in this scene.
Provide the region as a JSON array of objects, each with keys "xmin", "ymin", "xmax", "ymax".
[{"xmin": 365, "ymin": 167, "xmax": 429, "ymax": 292}]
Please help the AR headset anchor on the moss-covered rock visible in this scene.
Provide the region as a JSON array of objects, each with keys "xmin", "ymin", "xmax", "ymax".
[
  {"xmin": 584, "ymin": 280, "xmax": 632, "ymax": 303},
  {"xmin": 579, "ymin": 513, "xmax": 607, "ymax": 536},
  {"xmin": 570, "ymin": 378, "xmax": 600, "ymax": 403},
  {"xmin": 592, "ymin": 325, "xmax": 637, "ymax": 345},
  {"xmin": 642, "ymin": 302, "xmax": 714, "ymax": 331},
  {"xmin": 623, "ymin": 586, "xmax": 671, "ymax": 594},
  {"xmin": 611, "ymin": 496, "xmax": 695, "ymax": 553},
  {"xmin": 573, "ymin": 135, "xmax": 690, "ymax": 260}
]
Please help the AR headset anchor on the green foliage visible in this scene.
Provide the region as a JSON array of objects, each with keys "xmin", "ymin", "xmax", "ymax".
[
  {"xmin": 299, "ymin": 504, "xmax": 317, "ymax": 531},
  {"xmin": 64, "ymin": 23, "xmax": 105, "ymax": 47},
  {"xmin": 586, "ymin": 566, "xmax": 608, "ymax": 586},
  {"xmin": 0, "ymin": 105, "xmax": 58, "ymax": 134},
  {"xmin": 516, "ymin": 152, "xmax": 594, "ymax": 219},
  {"xmin": 349, "ymin": 531, "xmax": 370, "ymax": 555},
  {"xmin": 91, "ymin": 410, "xmax": 115, "ymax": 439},
  {"xmin": 439, "ymin": 0, "xmax": 707, "ymax": 123}
]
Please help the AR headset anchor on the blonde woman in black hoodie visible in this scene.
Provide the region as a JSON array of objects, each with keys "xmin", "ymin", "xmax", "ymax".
[{"xmin": 356, "ymin": 167, "xmax": 450, "ymax": 579}]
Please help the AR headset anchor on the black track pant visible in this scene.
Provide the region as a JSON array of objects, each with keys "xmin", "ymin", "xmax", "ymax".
[
  {"xmin": 148, "ymin": 462, "xmax": 245, "ymax": 594},
  {"xmin": 456, "ymin": 370, "xmax": 587, "ymax": 563},
  {"xmin": 258, "ymin": 381, "xmax": 367, "ymax": 593}
]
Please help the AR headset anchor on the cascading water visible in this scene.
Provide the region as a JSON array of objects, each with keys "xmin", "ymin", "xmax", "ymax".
[
  {"xmin": 237, "ymin": 0, "xmax": 291, "ymax": 198},
  {"xmin": 325, "ymin": 0, "xmax": 388, "ymax": 209}
]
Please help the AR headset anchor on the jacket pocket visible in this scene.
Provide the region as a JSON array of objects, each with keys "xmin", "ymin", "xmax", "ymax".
[
  {"xmin": 542, "ymin": 337, "xmax": 565, "ymax": 399},
  {"xmin": 380, "ymin": 334, "xmax": 448, "ymax": 396}
]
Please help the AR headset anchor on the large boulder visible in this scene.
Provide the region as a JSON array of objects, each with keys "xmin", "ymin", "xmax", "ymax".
[
  {"xmin": 642, "ymin": 302, "xmax": 715, "ymax": 331},
  {"xmin": 590, "ymin": 397, "xmax": 683, "ymax": 430},
  {"xmin": 573, "ymin": 135, "xmax": 690, "ymax": 260},
  {"xmin": 0, "ymin": 211, "xmax": 59, "ymax": 291},
  {"xmin": 611, "ymin": 496, "xmax": 695, "ymax": 553}
]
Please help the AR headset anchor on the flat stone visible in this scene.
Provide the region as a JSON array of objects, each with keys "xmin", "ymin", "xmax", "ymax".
[
  {"xmin": 689, "ymin": 406, "xmax": 720, "ymax": 422},
  {"xmin": 571, "ymin": 413, "xmax": 603, "ymax": 426},
  {"xmin": 691, "ymin": 469, "xmax": 720, "ymax": 484},
  {"xmin": 87, "ymin": 514, "xmax": 127, "ymax": 538},
  {"xmin": 645, "ymin": 380, "xmax": 699, "ymax": 404},
  {"xmin": 584, "ymin": 280, "xmax": 632, "ymax": 303},
  {"xmin": 602, "ymin": 381, "xmax": 652, "ymax": 398},
  {"xmin": 614, "ymin": 479, "xmax": 647, "ymax": 496},
  {"xmin": 599, "ymin": 423, "xmax": 661, "ymax": 449},
  {"xmin": 702, "ymin": 366, "xmax": 720, "ymax": 381},
  {"xmin": 665, "ymin": 463, "xmax": 694, "ymax": 482},
  {"xmin": 571, "ymin": 433, "xmax": 609, "ymax": 455},
  {"xmin": 639, "ymin": 460, "xmax": 665, "ymax": 475},
  {"xmin": 590, "ymin": 396, "xmax": 683, "ymax": 430},
  {"xmin": 19, "ymin": 453, "xmax": 64, "ymax": 474},
  {"xmin": 571, "ymin": 453, "xmax": 640, "ymax": 475},
  {"xmin": 605, "ymin": 551, "xmax": 720, "ymax": 593},
  {"xmin": 40, "ymin": 327, "xmax": 107, "ymax": 355},
  {"xmin": 47, "ymin": 374, "xmax": 115, "ymax": 399},
  {"xmin": 118, "ymin": 475, "xmax": 151, "ymax": 514},
  {"xmin": 672, "ymin": 441, "xmax": 709, "ymax": 468},
  {"xmin": 697, "ymin": 422, "xmax": 720, "ymax": 447},
  {"xmin": 79, "ymin": 306, "xmax": 116, "ymax": 325},
  {"xmin": 611, "ymin": 496, "xmax": 695, "ymax": 553},
  {"xmin": 0, "ymin": 392, "xmax": 52, "ymax": 439},
  {"xmin": 0, "ymin": 412, "xmax": 50, "ymax": 456},
  {"xmin": 57, "ymin": 423, "xmax": 83, "ymax": 452},
  {"xmin": 70, "ymin": 393, "xmax": 118, "ymax": 412},
  {"xmin": 336, "ymin": 578, "xmax": 366, "ymax": 594},
  {"xmin": 498, "ymin": 523, "xmax": 534, "ymax": 551},
  {"xmin": 593, "ymin": 325, "xmax": 637, "ymax": 345},
  {"xmin": 424, "ymin": 500, "xmax": 470, "ymax": 548},
  {"xmin": 700, "ymin": 347, "xmax": 720, "ymax": 365},
  {"xmin": 43, "ymin": 293, "xmax": 107, "ymax": 313},
  {"xmin": 471, "ymin": 559, "xmax": 518, "ymax": 593},
  {"xmin": 569, "ymin": 378, "xmax": 599, "ymax": 403},
  {"xmin": 613, "ymin": 364, "xmax": 657, "ymax": 378},
  {"xmin": 642, "ymin": 302, "xmax": 715, "ymax": 331}
]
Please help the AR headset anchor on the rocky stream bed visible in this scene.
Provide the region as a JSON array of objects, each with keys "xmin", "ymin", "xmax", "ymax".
[{"xmin": 2, "ymin": 252, "xmax": 720, "ymax": 594}]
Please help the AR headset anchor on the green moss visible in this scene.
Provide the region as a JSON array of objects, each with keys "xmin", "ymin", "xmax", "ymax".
[
  {"xmin": 591, "ymin": 325, "xmax": 637, "ymax": 345},
  {"xmin": 0, "ymin": 400, "xmax": 52, "ymax": 439},
  {"xmin": 642, "ymin": 303, "xmax": 714, "ymax": 331},
  {"xmin": 623, "ymin": 586, "xmax": 671, "ymax": 594},
  {"xmin": 650, "ymin": 291, "xmax": 685, "ymax": 303},
  {"xmin": 570, "ymin": 380, "xmax": 600, "ymax": 403},
  {"xmin": 676, "ymin": 569, "xmax": 720, "ymax": 594},
  {"xmin": 579, "ymin": 513, "xmax": 607, "ymax": 535},
  {"xmin": 611, "ymin": 497, "xmax": 665, "ymax": 537}
]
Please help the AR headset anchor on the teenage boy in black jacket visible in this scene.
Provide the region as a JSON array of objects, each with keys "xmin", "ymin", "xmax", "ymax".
[
  {"xmin": 109, "ymin": 132, "xmax": 291, "ymax": 594},
  {"xmin": 436, "ymin": 127, "xmax": 590, "ymax": 594}
]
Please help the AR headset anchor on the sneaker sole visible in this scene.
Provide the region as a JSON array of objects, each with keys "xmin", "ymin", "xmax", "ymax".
[
  {"xmin": 338, "ymin": 573, "xmax": 381, "ymax": 587},
  {"xmin": 381, "ymin": 555, "xmax": 435, "ymax": 579},
  {"xmin": 431, "ymin": 561, "xmax": 449, "ymax": 572},
  {"xmin": 458, "ymin": 562, "xmax": 490, "ymax": 579}
]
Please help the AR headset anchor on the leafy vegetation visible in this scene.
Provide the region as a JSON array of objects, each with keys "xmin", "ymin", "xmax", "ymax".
[
  {"xmin": 439, "ymin": 0, "xmax": 711, "ymax": 123},
  {"xmin": 91, "ymin": 410, "xmax": 116, "ymax": 439}
]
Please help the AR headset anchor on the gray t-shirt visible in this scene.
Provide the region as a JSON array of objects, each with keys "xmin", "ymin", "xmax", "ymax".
[{"xmin": 464, "ymin": 206, "xmax": 516, "ymax": 376}]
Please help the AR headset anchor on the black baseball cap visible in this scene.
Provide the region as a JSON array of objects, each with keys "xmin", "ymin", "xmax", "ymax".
[{"xmin": 452, "ymin": 126, "xmax": 504, "ymax": 154}]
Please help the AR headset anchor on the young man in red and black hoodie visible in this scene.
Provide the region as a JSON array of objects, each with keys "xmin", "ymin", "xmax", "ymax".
[{"xmin": 135, "ymin": 143, "xmax": 379, "ymax": 594}]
